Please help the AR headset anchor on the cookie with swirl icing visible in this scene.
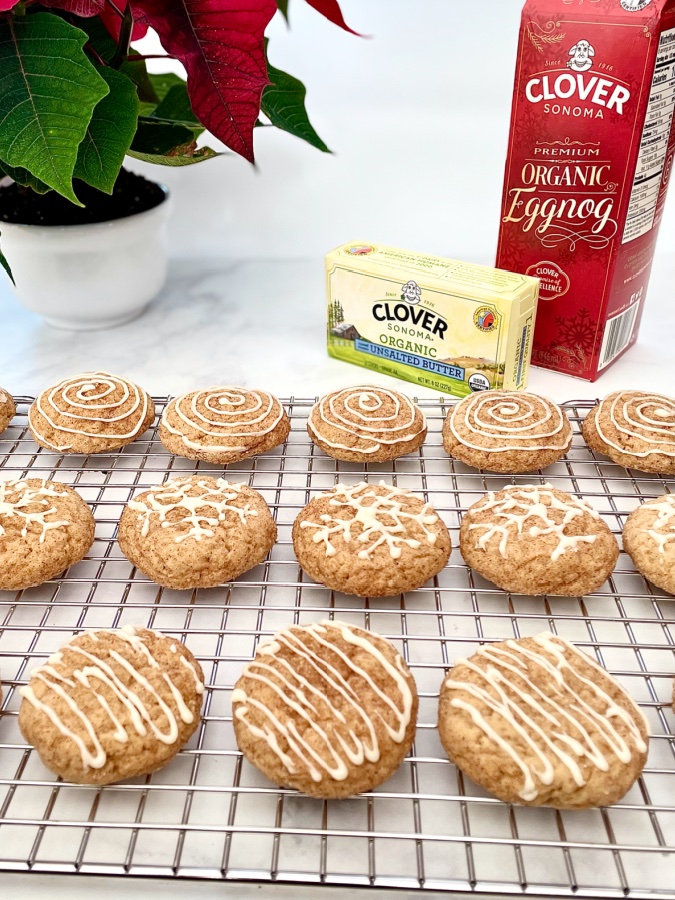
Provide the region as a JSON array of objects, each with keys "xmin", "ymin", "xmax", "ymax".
[
  {"xmin": 0, "ymin": 478, "xmax": 95, "ymax": 591},
  {"xmin": 0, "ymin": 386, "xmax": 15, "ymax": 435},
  {"xmin": 582, "ymin": 390, "xmax": 675, "ymax": 474},
  {"xmin": 232, "ymin": 620, "xmax": 418, "ymax": 798},
  {"xmin": 307, "ymin": 385, "xmax": 427, "ymax": 462},
  {"xmin": 160, "ymin": 386, "xmax": 290, "ymax": 464},
  {"xmin": 292, "ymin": 481, "xmax": 451, "ymax": 597},
  {"xmin": 443, "ymin": 390, "xmax": 572, "ymax": 473},
  {"xmin": 118, "ymin": 475, "xmax": 277, "ymax": 589},
  {"xmin": 459, "ymin": 484, "xmax": 618, "ymax": 596},
  {"xmin": 19, "ymin": 625, "xmax": 204, "ymax": 785},
  {"xmin": 438, "ymin": 633, "xmax": 649, "ymax": 808},
  {"xmin": 623, "ymin": 494, "xmax": 675, "ymax": 595},
  {"xmin": 28, "ymin": 371, "xmax": 155, "ymax": 454}
]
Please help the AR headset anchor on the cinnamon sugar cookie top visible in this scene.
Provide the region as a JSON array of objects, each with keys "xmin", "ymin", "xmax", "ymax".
[{"xmin": 0, "ymin": 386, "xmax": 15, "ymax": 435}]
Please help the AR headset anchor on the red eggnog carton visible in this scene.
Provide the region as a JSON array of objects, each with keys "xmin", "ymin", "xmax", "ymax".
[{"xmin": 496, "ymin": 0, "xmax": 675, "ymax": 380}]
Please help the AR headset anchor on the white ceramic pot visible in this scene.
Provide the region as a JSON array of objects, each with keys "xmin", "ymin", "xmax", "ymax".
[{"xmin": 1, "ymin": 187, "xmax": 170, "ymax": 330}]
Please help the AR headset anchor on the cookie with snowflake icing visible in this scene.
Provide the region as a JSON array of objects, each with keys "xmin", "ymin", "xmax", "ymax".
[
  {"xmin": 118, "ymin": 475, "xmax": 277, "ymax": 590},
  {"xmin": 459, "ymin": 483, "xmax": 618, "ymax": 596},
  {"xmin": 623, "ymin": 494, "xmax": 675, "ymax": 596},
  {"xmin": 582, "ymin": 390, "xmax": 675, "ymax": 474},
  {"xmin": 0, "ymin": 478, "xmax": 95, "ymax": 590},
  {"xmin": 292, "ymin": 481, "xmax": 451, "ymax": 596}
]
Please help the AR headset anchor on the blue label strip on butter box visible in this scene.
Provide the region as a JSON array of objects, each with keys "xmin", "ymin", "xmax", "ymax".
[{"xmin": 354, "ymin": 339, "xmax": 465, "ymax": 382}]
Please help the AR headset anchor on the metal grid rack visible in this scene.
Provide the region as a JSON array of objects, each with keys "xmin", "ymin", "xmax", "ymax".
[{"xmin": 0, "ymin": 395, "xmax": 674, "ymax": 897}]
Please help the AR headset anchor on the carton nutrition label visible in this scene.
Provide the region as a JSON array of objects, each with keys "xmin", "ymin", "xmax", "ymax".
[{"xmin": 623, "ymin": 27, "xmax": 675, "ymax": 244}]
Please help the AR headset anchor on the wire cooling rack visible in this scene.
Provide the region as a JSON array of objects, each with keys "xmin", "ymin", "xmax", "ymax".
[{"xmin": 0, "ymin": 395, "xmax": 674, "ymax": 897}]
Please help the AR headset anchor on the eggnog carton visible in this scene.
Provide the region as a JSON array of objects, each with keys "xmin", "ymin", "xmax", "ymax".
[
  {"xmin": 496, "ymin": 0, "xmax": 675, "ymax": 380},
  {"xmin": 326, "ymin": 241, "xmax": 539, "ymax": 397}
]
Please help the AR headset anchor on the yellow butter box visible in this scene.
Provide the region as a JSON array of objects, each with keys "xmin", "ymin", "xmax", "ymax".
[{"xmin": 326, "ymin": 241, "xmax": 539, "ymax": 397}]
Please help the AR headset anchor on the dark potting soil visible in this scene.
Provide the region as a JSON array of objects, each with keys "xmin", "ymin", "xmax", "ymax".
[{"xmin": 0, "ymin": 169, "xmax": 166, "ymax": 226}]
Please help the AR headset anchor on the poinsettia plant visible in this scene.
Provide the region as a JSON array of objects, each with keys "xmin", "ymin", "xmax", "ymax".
[{"xmin": 0, "ymin": 0, "xmax": 356, "ymax": 279}]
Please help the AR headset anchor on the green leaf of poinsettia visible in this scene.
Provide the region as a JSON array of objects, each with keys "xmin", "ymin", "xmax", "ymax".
[
  {"xmin": 130, "ymin": 117, "xmax": 197, "ymax": 156},
  {"xmin": 0, "ymin": 12, "xmax": 109, "ymax": 204},
  {"xmin": 152, "ymin": 85, "xmax": 201, "ymax": 129},
  {"xmin": 262, "ymin": 44, "xmax": 330, "ymax": 152},
  {"xmin": 74, "ymin": 67, "xmax": 139, "ymax": 194},
  {"xmin": 127, "ymin": 144, "xmax": 219, "ymax": 167},
  {"xmin": 0, "ymin": 234, "xmax": 15, "ymax": 286},
  {"xmin": 276, "ymin": 0, "xmax": 289, "ymax": 22},
  {"xmin": 78, "ymin": 17, "xmax": 157, "ymax": 104},
  {"xmin": 0, "ymin": 161, "xmax": 50, "ymax": 194}
]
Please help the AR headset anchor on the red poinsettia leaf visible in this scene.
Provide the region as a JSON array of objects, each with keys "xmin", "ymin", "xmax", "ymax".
[
  {"xmin": 38, "ymin": 0, "xmax": 105, "ymax": 15},
  {"xmin": 302, "ymin": 0, "xmax": 359, "ymax": 35},
  {"xmin": 132, "ymin": 0, "xmax": 276, "ymax": 162},
  {"xmin": 0, "ymin": 0, "xmax": 21, "ymax": 10},
  {"xmin": 100, "ymin": 2, "xmax": 148, "ymax": 41}
]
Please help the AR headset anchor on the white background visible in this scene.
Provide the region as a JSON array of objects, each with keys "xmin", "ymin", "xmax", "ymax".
[{"xmin": 128, "ymin": 0, "xmax": 674, "ymax": 265}]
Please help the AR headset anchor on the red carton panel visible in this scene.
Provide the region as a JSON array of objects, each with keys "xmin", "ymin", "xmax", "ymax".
[{"xmin": 496, "ymin": 0, "xmax": 675, "ymax": 380}]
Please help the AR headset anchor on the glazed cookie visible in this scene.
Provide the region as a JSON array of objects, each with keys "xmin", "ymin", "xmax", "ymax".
[
  {"xmin": 160, "ymin": 386, "xmax": 290, "ymax": 464},
  {"xmin": 438, "ymin": 632, "xmax": 649, "ymax": 808},
  {"xmin": 443, "ymin": 390, "xmax": 572, "ymax": 473},
  {"xmin": 0, "ymin": 478, "xmax": 95, "ymax": 591},
  {"xmin": 28, "ymin": 371, "xmax": 155, "ymax": 454},
  {"xmin": 0, "ymin": 386, "xmax": 15, "ymax": 434},
  {"xmin": 582, "ymin": 390, "xmax": 675, "ymax": 474},
  {"xmin": 19, "ymin": 625, "xmax": 204, "ymax": 784},
  {"xmin": 292, "ymin": 481, "xmax": 451, "ymax": 597},
  {"xmin": 623, "ymin": 494, "xmax": 675, "ymax": 595},
  {"xmin": 232, "ymin": 620, "xmax": 418, "ymax": 798},
  {"xmin": 307, "ymin": 385, "xmax": 427, "ymax": 462},
  {"xmin": 118, "ymin": 475, "xmax": 277, "ymax": 589},
  {"xmin": 459, "ymin": 483, "xmax": 618, "ymax": 596}
]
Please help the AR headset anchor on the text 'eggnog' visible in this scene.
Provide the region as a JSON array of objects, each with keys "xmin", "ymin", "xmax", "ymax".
[{"xmin": 496, "ymin": 0, "xmax": 675, "ymax": 380}]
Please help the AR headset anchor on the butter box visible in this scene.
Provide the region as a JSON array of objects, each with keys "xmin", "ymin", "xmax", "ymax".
[{"xmin": 326, "ymin": 241, "xmax": 540, "ymax": 397}]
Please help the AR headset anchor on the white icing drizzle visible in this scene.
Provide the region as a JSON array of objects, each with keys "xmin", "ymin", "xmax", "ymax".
[
  {"xmin": 19, "ymin": 625, "xmax": 204, "ymax": 772},
  {"xmin": 299, "ymin": 481, "xmax": 440, "ymax": 559},
  {"xmin": 161, "ymin": 387, "xmax": 285, "ymax": 453},
  {"xmin": 444, "ymin": 632, "xmax": 649, "ymax": 803},
  {"xmin": 29, "ymin": 371, "xmax": 149, "ymax": 452},
  {"xmin": 0, "ymin": 479, "xmax": 71, "ymax": 543},
  {"xmin": 467, "ymin": 483, "xmax": 601, "ymax": 561},
  {"xmin": 639, "ymin": 495, "xmax": 675, "ymax": 554},
  {"xmin": 128, "ymin": 476, "xmax": 256, "ymax": 543},
  {"xmin": 448, "ymin": 391, "xmax": 570, "ymax": 452},
  {"xmin": 595, "ymin": 391, "xmax": 675, "ymax": 459},
  {"xmin": 308, "ymin": 386, "xmax": 426, "ymax": 454},
  {"xmin": 233, "ymin": 621, "xmax": 414, "ymax": 783}
]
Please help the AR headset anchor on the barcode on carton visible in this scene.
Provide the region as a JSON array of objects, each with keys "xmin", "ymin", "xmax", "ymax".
[{"xmin": 598, "ymin": 302, "xmax": 640, "ymax": 370}]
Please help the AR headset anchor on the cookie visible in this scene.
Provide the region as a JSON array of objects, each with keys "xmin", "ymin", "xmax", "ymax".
[
  {"xmin": 160, "ymin": 386, "xmax": 290, "ymax": 464},
  {"xmin": 118, "ymin": 475, "xmax": 277, "ymax": 590},
  {"xmin": 19, "ymin": 625, "xmax": 204, "ymax": 785},
  {"xmin": 307, "ymin": 385, "xmax": 427, "ymax": 462},
  {"xmin": 292, "ymin": 481, "xmax": 451, "ymax": 597},
  {"xmin": 28, "ymin": 371, "xmax": 155, "ymax": 454},
  {"xmin": 0, "ymin": 478, "xmax": 95, "ymax": 590},
  {"xmin": 582, "ymin": 390, "xmax": 675, "ymax": 474},
  {"xmin": 438, "ymin": 632, "xmax": 649, "ymax": 808},
  {"xmin": 443, "ymin": 390, "xmax": 572, "ymax": 473},
  {"xmin": 232, "ymin": 620, "xmax": 418, "ymax": 798},
  {"xmin": 623, "ymin": 494, "xmax": 675, "ymax": 595},
  {"xmin": 0, "ymin": 386, "xmax": 15, "ymax": 434},
  {"xmin": 459, "ymin": 483, "xmax": 618, "ymax": 596}
]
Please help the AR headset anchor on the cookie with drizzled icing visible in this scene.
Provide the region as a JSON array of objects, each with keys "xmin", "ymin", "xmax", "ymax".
[
  {"xmin": 292, "ymin": 481, "xmax": 451, "ymax": 597},
  {"xmin": 307, "ymin": 386, "xmax": 427, "ymax": 462},
  {"xmin": 19, "ymin": 625, "xmax": 204, "ymax": 785},
  {"xmin": 582, "ymin": 390, "xmax": 675, "ymax": 475},
  {"xmin": 0, "ymin": 478, "xmax": 95, "ymax": 590},
  {"xmin": 439, "ymin": 633, "xmax": 649, "ymax": 808},
  {"xmin": 160, "ymin": 386, "xmax": 290, "ymax": 464},
  {"xmin": 232, "ymin": 621, "xmax": 418, "ymax": 798},
  {"xmin": 443, "ymin": 390, "xmax": 572, "ymax": 473},
  {"xmin": 0, "ymin": 386, "xmax": 15, "ymax": 435},
  {"xmin": 28, "ymin": 371, "xmax": 155, "ymax": 455},
  {"xmin": 623, "ymin": 494, "xmax": 675, "ymax": 596},
  {"xmin": 118, "ymin": 475, "xmax": 277, "ymax": 590},
  {"xmin": 459, "ymin": 483, "xmax": 618, "ymax": 596}
]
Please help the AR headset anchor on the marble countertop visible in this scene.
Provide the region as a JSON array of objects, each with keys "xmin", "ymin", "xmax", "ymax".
[{"xmin": 1, "ymin": 256, "xmax": 674, "ymax": 400}]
